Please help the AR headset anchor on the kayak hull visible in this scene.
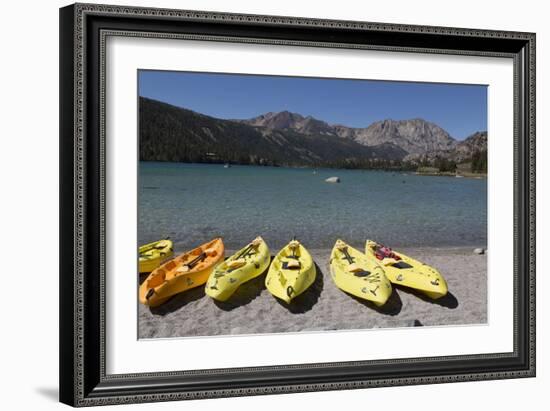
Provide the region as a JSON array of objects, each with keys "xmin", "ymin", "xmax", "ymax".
[
  {"xmin": 205, "ymin": 237, "xmax": 270, "ymax": 302},
  {"xmin": 265, "ymin": 241, "xmax": 316, "ymax": 303},
  {"xmin": 330, "ymin": 239, "xmax": 392, "ymax": 306},
  {"xmin": 139, "ymin": 258, "xmax": 166, "ymax": 274},
  {"xmin": 365, "ymin": 240, "xmax": 448, "ymax": 299},
  {"xmin": 139, "ymin": 238, "xmax": 224, "ymax": 307}
]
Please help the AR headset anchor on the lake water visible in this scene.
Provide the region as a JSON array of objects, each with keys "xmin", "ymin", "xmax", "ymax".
[{"xmin": 139, "ymin": 162, "xmax": 487, "ymax": 250}]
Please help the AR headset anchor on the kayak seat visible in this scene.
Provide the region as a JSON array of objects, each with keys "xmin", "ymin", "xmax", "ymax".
[
  {"xmin": 175, "ymin": 265, "xmax": 190, "ymax": 274},
  {"xmin": 204, "ymin": 247, "xmax": 217, "ymax": 257},
  {"xmin": 282, "ymin": 260, "xmax": 301, "ymax": 270},
  {"xmin": 228, "ymin": 259, "xmax": 246, "ymax": 269},
  {"xmin": 147, "ymin": 270, "xmax": 166, "ymax": 288},
  {"xmin": 353, "ymin": 270, "xmax": 371, "ymax": 277},
  {"xmin": 392, "ymin": 261, "xmax": 413, "ymax": 269},
  {"xmin": 164, "ymin": 260, "xmax": 176, "ymax": 271},
  {"xmin": 348, "ymin": 263, "xmax": 363, "ymax": 273}
]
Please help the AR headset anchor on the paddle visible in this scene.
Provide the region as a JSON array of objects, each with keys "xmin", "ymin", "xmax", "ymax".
[
  {"xmin": 184, "ymin": 252, "xmax": 207, "ymax": 270},
  {"xmin": 234, "ymin": 244, "xmax": 254, "ymax": 260},
  {"xmin": 234, "ymin": 238, "xmax": 262, "ymax": 260},
  {"xmin": 341, "ymin": 247, "xmax": 355, "ymax": 265}
]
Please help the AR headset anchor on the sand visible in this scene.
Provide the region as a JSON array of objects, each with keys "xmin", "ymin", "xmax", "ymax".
[{"xmin": 138, "ymin": 247, "xmax": 487, "ymax": 339}]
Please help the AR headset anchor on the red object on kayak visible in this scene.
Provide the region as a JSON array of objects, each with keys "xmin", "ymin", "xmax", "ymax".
[{"xmin": 374, "ymin": 245, "xmax": 401, "ymax": 261}]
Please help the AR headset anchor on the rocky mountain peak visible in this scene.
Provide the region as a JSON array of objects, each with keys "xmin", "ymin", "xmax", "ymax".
[
  {"xmin": 245, "ymin": 111, "xmax": 462, "ymax": 156},
  {"xmin": 245, "ymin": 110, "xmax": 335, "ymax": 136},
  {"xmin": 247, "ymin": 110, "xmax": 305, "ymax": 129},
  {"xmin": 352, "ymin": 118, "xmax": 457, "ymax": 155},
  {"xmin": 453, "ymin": 131, "xmax": 487, "ymax": 161},
  {"xmin": 143, "ymin": 98, "xmax": 486, "ymax": 165}
]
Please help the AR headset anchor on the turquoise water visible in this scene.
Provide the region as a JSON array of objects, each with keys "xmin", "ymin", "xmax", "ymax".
[{"xmin": 138, "ymin": 162, "xmax": 487, "ymax": 250}]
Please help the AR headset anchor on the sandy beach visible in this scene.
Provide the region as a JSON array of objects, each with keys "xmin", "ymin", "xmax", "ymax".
[{"xmin": 138, "ymin": 247, "xmax": 487, "ymax": 339}]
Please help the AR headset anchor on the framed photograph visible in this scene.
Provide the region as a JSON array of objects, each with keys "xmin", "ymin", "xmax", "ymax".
[{"xmin": 59, "ymin": 3, "xmax": 535, "ymax": 407}]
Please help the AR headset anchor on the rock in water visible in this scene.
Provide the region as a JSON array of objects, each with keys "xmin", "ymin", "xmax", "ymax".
[
  {"xmin": 325, "ymin": 176, "xmax": 340, "ymax": 183},
  {"xmin": 473, "ymin": 248, "xmax": 485, "ymax": 255}
]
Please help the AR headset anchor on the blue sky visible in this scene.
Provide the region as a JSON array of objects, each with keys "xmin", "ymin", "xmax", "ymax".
[{"xmin": 139, "ymin": 70, "xmax": 487, "ymax": 140}]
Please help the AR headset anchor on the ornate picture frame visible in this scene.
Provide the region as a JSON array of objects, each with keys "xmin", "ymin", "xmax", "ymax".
[{"xmin": 59, "ymin": 3, "xmax": 535, "ymax": 407}]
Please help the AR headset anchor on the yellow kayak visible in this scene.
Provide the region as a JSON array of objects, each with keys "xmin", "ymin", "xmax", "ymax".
[
  {"xmin": 365, "ymin": 240, "xmax": 448, "ymax": 299},
  {"xmin": 138, "ymin": 239, "xmax": 174, "ymax": 273},
  {"xmin": 205, "ymin": 237, "xmax": 270, "ymax": 302},
  {"xmin": 139, "ymin": 238, "xmax": 224, "ymax": 307},
  {"xmin": 330, "ymin": 239, "xmax": 392, "ymax": 306},
  {"xmin": 265, "ymin": 239, "xmax": 316, "ymax": 303}
]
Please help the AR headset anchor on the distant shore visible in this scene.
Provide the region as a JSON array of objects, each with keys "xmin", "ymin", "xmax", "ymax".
[
  {"xmin": 138, "ymin": 246, "xmax": 487, "ymax": 339},
  {"xmin": 141, "ymin": 160, "xmax": 487, "ymax": 178},
  {"xmin": 415, "ymin": 171, "xmax": 487, "ymax": 179}
]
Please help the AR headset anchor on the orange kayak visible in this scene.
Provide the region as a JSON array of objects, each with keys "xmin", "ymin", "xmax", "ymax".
[{"xmin": 139, "ymin": 238, "xmax": 224, "ymax": 307}]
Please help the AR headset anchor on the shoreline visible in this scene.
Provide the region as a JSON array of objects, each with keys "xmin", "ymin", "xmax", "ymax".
[
  {"xmin": 415, "ymin": 171, "xmax": 487, "ymax": 179},
  {"xmin": 140, "ymin": 160, "xmax": 487, "ymax": 177},
  {"xmin": 139, "ymin": 246, "xmax": 487, "ymax": 339}
]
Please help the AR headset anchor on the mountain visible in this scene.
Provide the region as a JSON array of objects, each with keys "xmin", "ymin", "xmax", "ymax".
[
  {"xmin": 353, "ymin": 119, "xmax": 456, "ymax": 156},
  {"xmin": 139, "ymin": 97, "xmax": 486, "ymax": 170},
  {"xmin": 242, "ymin": 113, "xmax": 458, "ymax": 158},
  {"xmin": 454, "ymin": 131, "xmax": 487, "ymax": 161},
  {"xmin": 244, "ymin": 111, "xmax": 338, "ymax": 136},
  {"xmin": 139, "ymin": 97, "xmax": 406, "ymax": 167},
  {"xmin": 406, "ymin": 130, "xmax": 487, "ymax": 163}
]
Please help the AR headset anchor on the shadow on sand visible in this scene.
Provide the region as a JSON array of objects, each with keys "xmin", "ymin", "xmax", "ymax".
[
  {"xmin": 274, "ymin": 262, "xmax": 325, "ymax": 314},
  {"xmin": 213, "ymin": 268, "xmax": 270, "ymax": 312},
  {"xmin": 396, "ymin": 286, "xmax": 459, "ymax": 309},
  {"xmin": 348, "ymin": 287, "xmax": 403, "ymax": 316},
  {"xmin": 149, "ymin": 286, "xmax": 206, "ymax": 316}
]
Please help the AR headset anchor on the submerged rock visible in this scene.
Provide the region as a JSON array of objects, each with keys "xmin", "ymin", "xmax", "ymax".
[{"xmin": 325, "ymin": 176, "xmax": 340, "ymax": 183}]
